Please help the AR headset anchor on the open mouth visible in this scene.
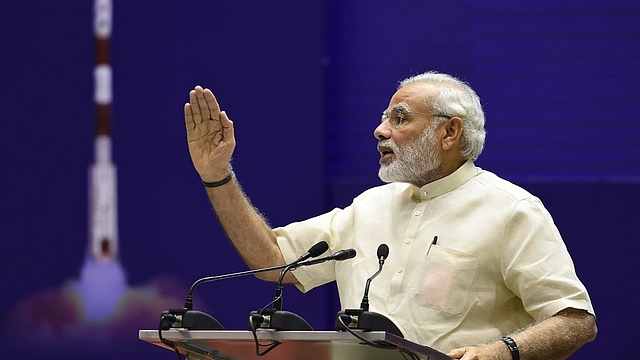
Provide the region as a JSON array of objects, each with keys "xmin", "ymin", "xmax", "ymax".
[{"xmin": 378, "ymin": 145, "xmax": 395, "ymax": 163}]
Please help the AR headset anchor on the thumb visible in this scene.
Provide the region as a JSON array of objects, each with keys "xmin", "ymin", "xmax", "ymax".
[
  {"xmin": 220, "ymin": 110, "xmax": 233, "ymax": 124},
  {"xmin": 446, "ymin": 347, "xmax": 465, "ymax": 359},
  {"xmin": 219, "ymin": 110, "xmax": 235, "ymax": 140}
]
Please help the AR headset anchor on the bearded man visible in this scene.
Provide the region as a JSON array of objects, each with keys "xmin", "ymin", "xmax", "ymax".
[{"xmin": 184, "ymin": 71, "xmax": 596, "ymax": 359}]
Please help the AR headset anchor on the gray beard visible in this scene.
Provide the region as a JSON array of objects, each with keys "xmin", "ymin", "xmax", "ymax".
[{"xmin": 378, "ymin": 124, "xmax": 443, "ymax": 187}]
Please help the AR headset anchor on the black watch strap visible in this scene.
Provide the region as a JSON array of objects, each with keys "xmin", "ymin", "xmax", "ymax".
[{"xmin": 501, "ymin": 337, "xmax": 520, "ymax": 360}]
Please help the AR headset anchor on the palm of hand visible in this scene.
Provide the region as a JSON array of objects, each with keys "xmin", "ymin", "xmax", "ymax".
[{"xmin": 184, "ymin": 86, "xmax": 235, "ymax": 180}]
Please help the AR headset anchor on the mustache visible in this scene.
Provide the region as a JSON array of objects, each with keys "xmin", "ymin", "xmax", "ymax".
[{"xmin": 378, "ymin": 140, "xmax": 399, "ymax": 152}]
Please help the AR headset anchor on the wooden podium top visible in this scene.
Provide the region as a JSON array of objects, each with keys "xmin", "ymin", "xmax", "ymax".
[{"xmin": 139, "ymin": 329, "xmax": 453, "ymax": 360}]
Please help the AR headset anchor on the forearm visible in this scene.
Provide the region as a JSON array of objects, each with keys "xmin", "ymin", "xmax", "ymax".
[
  {"xmin": 506, "ymin": 308, "xmax": 597, "ymax": 360},
  {"xmin": 447, "ymin": 308, "xmax": 596, "ymax": 359},
  {"xmin": 204, "ymin": 173, "xmax": 289, "ymax": 282}
]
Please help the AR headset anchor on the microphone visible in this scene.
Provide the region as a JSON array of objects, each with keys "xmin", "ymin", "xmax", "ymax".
[
  {"xmin": 297, "ymin": 240, "xmax": 329, "ymax": 262},
  {"xmin": 250, "ymin": 245, "xmax": 357, "ymax": 332},
  {"xmin": 159, "ymin": 241, "xmax": 329, "ymax": 331},
  {"xmin": 360, "ymin": 244, "xmax": 388, "ymax": 311},
  {"xmin": 272, "ymin": 241, "xmax": 328, "ymax": 311},
  {"xmin": 297, "ymin": 248, "xmax": 356, "ymax": 267},
  {"xmin": 335, "ymin": 243, "xmax": 403, "ymax": 338}
]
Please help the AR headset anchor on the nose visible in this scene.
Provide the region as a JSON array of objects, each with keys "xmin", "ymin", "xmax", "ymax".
[{"xmin": 374, "ymin": 121, "xmax": 391, "ymax": 141}]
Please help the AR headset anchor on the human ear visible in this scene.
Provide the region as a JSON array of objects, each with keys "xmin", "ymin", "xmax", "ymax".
[{"xmin": 441, "ymin": 117, "xmax": 463, "ymax": 151}]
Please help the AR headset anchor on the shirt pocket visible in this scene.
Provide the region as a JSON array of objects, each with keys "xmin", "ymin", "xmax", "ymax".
[{"xmin": 411, "ymin": 246, "xmax": 478, "ymax": 315}]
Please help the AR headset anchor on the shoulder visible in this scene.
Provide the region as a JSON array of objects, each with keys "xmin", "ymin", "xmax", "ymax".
[{"xmin": 469, "ymin": 167, "xmax": 539, "ymax": 203}]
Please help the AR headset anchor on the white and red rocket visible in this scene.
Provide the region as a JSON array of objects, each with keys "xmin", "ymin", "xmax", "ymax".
[{"xmin": 89, "ymin": 0, "xmax": 118, "ymax": 262}]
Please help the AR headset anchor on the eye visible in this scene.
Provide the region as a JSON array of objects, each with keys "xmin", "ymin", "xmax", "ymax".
[
  {"xmin": 390, "ymin": 109, "xmax": 408, "ymax": 128},
  {"xmin": 382, "ymin": 110, "xmax": 408, "ymax": 128},
  {"xmin": 390, "ymin": 114, "xmax": 405, "ymax": 127}
]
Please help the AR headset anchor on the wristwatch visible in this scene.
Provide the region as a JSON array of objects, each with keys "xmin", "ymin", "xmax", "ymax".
[{"xmin": 500, "ymin": 337, "xmax": 520, "ymax": 360}]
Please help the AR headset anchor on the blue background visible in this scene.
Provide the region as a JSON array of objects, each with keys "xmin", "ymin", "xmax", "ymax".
[{"xmin": 1, "ymin": 0, "xmax": 638, "ymax": 359}]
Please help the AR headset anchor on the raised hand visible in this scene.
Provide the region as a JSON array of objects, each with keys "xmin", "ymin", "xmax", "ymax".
[{"xmin": 184, "ymin": 86, "xmax": 235, "ymax": 182}]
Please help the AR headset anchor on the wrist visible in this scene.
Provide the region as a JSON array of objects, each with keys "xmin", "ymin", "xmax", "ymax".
[
  {"xmin": 202, "ymin": 170, "xmax": 234, "ymax": 188},
  {"xmin": 200, "ymin": 165, "xmax": 233, "ymax": 182},
  {"xmin": 500, "ymin": 337, "xmax": 520, "ymax": 360}
]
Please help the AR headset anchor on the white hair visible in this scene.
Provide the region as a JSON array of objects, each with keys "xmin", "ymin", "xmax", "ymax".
[{"xmin": 398, "ymin": 71, "xmax": 486, "ymax": 161}]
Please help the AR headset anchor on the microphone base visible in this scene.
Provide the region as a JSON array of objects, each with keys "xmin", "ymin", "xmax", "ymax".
[
  {"xmin": 249, "ymin": 309, "xmax": 314, "ymax": 331},
  {"xmin": 161, "ymin": 309, "xmax": 224, "ymax": 330},
  {"xmin": 335, "ymin": 309, "xmax": 403, "ymax": 338}
]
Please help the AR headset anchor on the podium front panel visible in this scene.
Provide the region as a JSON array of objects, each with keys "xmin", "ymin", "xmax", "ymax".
[{"xmin": 139, "ymin": 330, "xmax": 453, "ymax": 360}]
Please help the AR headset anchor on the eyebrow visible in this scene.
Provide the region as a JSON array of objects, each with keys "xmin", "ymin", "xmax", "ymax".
[
  {"xmin": 383, "ymin": 103, "xmax": 411, "ymax": 115},
  {"xmin": 392, "ymin": 104, "xmax": 410, "ymax": 113}
]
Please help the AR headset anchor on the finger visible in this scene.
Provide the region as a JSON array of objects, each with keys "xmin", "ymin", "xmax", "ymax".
[
  {"xmin": 446, "ymin": 348, "xmax": 464, "ymax": 359},
  {"xmin": 195, "ymin": 85, "xmax": 212, "ymax": 121},
  {"xmin": 189, "ymin": 88, "xmax": 204, "ymax": 124},
  {"xmin": 184, "ymin": 102, "xmax": 195, "ymax": 131},
  {"xmin": 203, "ymin": 88, "xmax": 221, "ymax": 120}
]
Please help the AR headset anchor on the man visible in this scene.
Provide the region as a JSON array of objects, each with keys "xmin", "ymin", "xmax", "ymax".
[{"xmin": 183, "ymin": 71, "xmax": 596, "ymax": 359}]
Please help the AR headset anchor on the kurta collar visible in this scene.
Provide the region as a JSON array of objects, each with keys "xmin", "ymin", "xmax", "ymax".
[{"xmin": 411, "ymin": 161, "xmax": 477, "ymax": 200}]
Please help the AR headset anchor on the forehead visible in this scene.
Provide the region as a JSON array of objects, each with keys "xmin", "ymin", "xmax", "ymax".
[{"xmin": 386, "ymin": 82, "xmax": 440, "ymax": 112}]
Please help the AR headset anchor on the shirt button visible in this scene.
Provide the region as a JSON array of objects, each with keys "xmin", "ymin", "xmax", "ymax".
[
  {"xmin": 413, "ymin": 211, "xmax": 421, "ymax": 216},
  {"xmin": 404, "ymin": 238, "xmax": 411, "ymax": 244},
  {"xmin": 397, "ymin": 267, "xmax": 404, "ymax": 273},
  {"xmin": 421, "ymin": 191, "xmax": 427, "ymax": 197}
]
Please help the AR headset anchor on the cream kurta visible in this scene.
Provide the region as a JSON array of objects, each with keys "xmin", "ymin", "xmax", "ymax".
[{"xmin": 275, "ymin": 161, "xmax": 594, "ymax": 352}]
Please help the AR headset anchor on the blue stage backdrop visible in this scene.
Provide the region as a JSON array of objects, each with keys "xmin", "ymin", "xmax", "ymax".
[{"xmin": 1, "ymin": 1, "xmax": 638, "ymax": 359}]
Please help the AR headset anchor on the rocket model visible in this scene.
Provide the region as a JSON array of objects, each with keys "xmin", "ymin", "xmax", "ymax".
[
  {"xmin": 89, "ymin": 0, "xmax": 118, "ymax": 262},
  {"xmin": 76, "ymin": 0, "xmax": 126, "ymax": 322}
]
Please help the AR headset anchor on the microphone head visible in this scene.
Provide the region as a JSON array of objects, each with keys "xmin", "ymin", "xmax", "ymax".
[
  {"xmin": 377, "ymin": 244, "xmax": 389, "ymax": 260},
  {"xmin": 309, "ymin": 241, "xmax": 329, "ymax": 257},
  {"xmin": 344, "ymin": 248, "xmax": 357, "ymax": 260},
  {"xmin": 332, "ymin": 248, "xmax": 357, "ymax": 261}
]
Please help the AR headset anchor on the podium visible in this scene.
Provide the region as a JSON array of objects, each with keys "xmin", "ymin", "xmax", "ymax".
[{"xmin": 139, "ymin": 329, "xmax": 453, "ymax": 360}]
